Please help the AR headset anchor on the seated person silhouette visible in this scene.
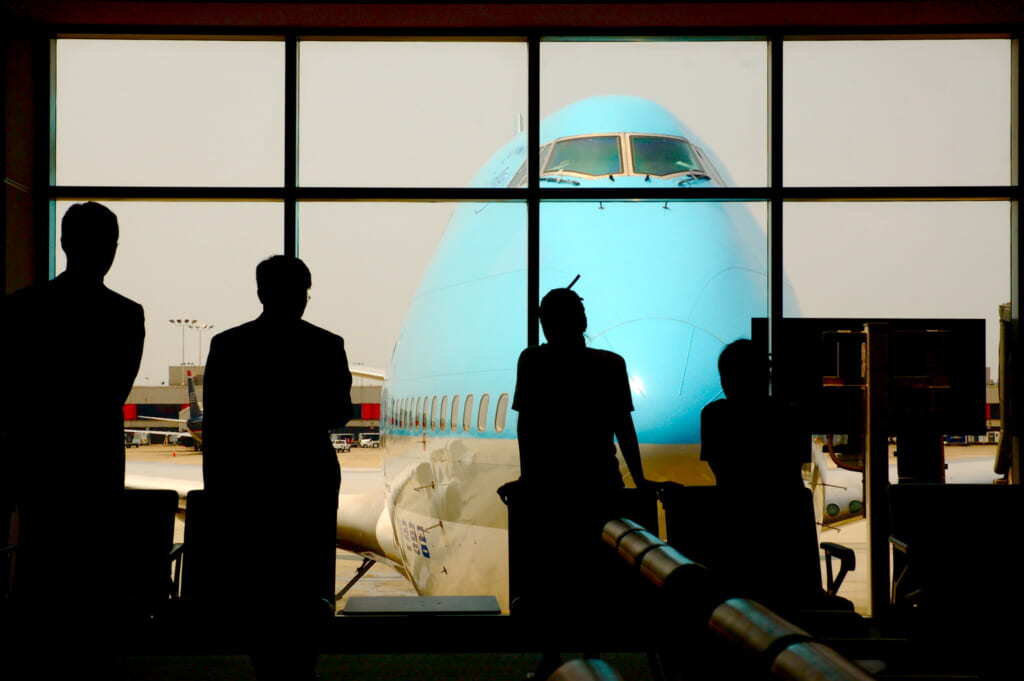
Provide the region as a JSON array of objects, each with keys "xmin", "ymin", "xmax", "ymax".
[
  {"xmin": 201, "ymin": 255, "xmax": 352, "ymax": 680},
  {"xmin": 699, "ymin": 339, "xmax": 819, "ymax": 608},
  {"xmin": 700, "ymin": 339, "xmax": 806, "ymax": 491}
]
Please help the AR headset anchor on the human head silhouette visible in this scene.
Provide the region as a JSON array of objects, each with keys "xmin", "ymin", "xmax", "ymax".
[
  {"xmin": 539, "ymin": 287, "xmax": 586, "ymax": 345},
  {"xmin": 256, "ymin": 255, "xmax": 311, "ymax": 320},
  {"xmin": 60, "ymin": 202, "xmax": 119, "ymax": 281},
  {"xmin": 717, "ymin": 339, "xmax": 767, "ymax": 402}
]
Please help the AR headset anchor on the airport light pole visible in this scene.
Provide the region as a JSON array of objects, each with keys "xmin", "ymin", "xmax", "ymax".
[
  {"xmin": 169, "ymin": 319, "xmax": 197, "ymax": 365},
  {"xmin": 188, "ymin": 322, "xmax": 214, "ymax": 366}
]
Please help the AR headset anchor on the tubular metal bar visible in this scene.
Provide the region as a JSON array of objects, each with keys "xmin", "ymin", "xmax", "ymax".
[
  {"xmin": 771, "ymin": 641, "xmax": 877, "ymax": 681},
  {"xmin": 615, "ymin": 528, "xmax": 663, "ymax": 568},
  {"xmin": 548, "ymin": 658, "xmax": 624, "ymax": 681},
  {"xmin": 600, "ymin": 517, "xmax": 646, "ymax": 550},
  {"xmin": 708, "ymin": 598, "xmax": 811, "ymax": 661}
]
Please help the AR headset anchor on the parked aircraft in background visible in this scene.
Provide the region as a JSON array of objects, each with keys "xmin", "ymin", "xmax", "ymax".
[
  {"xmin": 135, "ymin": 370, "xmax": 205, "ymax": 449},
  {"xmin": 812, "ymin": 438, "xmax": 1001, "ymax": 527}
]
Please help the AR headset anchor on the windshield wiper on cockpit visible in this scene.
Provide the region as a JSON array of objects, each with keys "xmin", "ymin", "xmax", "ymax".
[
  {"xmin": 677, "ymin": 170, "xmax": 711, "ymax": 186},
  {"xmin": 539, "ymin": 162, "xmax": 582, "ymax": 186},
  {"xmin": 539, "ymin": 175, "xmax": 581, "ymax": 185}
]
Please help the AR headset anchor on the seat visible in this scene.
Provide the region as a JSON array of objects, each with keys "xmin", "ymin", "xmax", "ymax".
[
  {"xmin": 179, "ymin": 489, "xmax": 214, "ymax": 600},
  {"xmin": 889, "ymin": 483, "xmax": 1021, "ymax": 618},
  {"xmin": 104, "ymin": 489, "xmax": 181, "ymax": 606},
  {"xmin": 887, "ymin": 483, "xmax": 1022, "ymax": 678},
  {"xmin": 501, "ymin": 482, "xmax": 658, "ymax": 613},
  {"xmin": 660, "ymin": 485, "xmax": 855, "ymax": 615}
]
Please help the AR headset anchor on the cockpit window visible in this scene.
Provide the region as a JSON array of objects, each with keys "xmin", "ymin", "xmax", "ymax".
[
  {"xmin": 544, "ymin": 136, "xmax": 622, "ymax": 176},
  {"xmin": 507, "ymin": 143, "xmax": 553, "ymax": 188},
  {"xmin": 630, "ymin": 135, "xmax": 703, "ymax": 176}
]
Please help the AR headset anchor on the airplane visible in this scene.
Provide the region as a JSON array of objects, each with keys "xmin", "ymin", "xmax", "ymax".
[
  {"xmin": 125, "ymin": 96, "xmax": 782, "ymax": 608},
  {"xmin": 331, "ymin": 95, "xmax": 784, "ymax": 609},
  {"xmin": 132, "ymin": 370, "xmax": 205, "ymax": 449},
  {"xmin": 127, "ymin": 365, "xmax": 386, "ymax": 451},
  {"xmin": 811, "ymin": 436, "xmax": 1002, "ymax": 527},
  {"xmin": 122, "ymin": 96, "xmax": 1006, "ymax": 613}
]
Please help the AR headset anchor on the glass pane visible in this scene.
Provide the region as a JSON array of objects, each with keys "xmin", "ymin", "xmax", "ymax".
[
  {"xmin": 540, "ymin": 200, "xmax": 768, "ymax": 447},
  {"xmin": 541, "ymin": 41, "xmax": 768, "ymax": 187},
  {"xmin": 56, "ymin": 40, "xmax": 284, "ymax": 187},
  {"xmin": 783, "ymin": 201, "xmax": 1009, "ymax": 370},
  {"xmin": 546, "ymin": 136, "xmax": 622, "ymax": 176},
  {"xmin": 54, "ymin": 201, "xmax": 282, "ymax": 385},
  {"xmin": 299, "ymin": 41, "xmax": 527, "ymax": 187},
  {"xmin": 631, "ymin": 135, "xmax": 703, "ymax": 176},
  {"xmin": 784, "ymin": 40, "xmax": 1011, "ymax": 187},
  {"xmin": 298, "ymin": 203, "xmax": 454, "ymax": 374}
]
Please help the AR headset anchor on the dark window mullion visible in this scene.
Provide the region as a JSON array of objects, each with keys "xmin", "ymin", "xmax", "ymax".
[
  {"xmin": 768, "ymin": 33, "xmax": 784, "ymax": 369},
  {"xmin": 284, "ymin": 34, "xmax": 298, "ymax": 256},
  {"xmin": 527, "ymin": 35, "xmax": 540, "ymax": 347}
]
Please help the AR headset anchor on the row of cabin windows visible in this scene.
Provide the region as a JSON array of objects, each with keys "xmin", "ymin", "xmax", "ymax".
[{"xmin": 391, "ymin": 393, "xmax": 511, "ymax": 434}]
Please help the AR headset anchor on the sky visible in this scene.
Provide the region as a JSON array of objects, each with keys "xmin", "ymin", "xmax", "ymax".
[{"xmin": 51, "ymin": 38, "xmax": 1011, "ymax": 385}]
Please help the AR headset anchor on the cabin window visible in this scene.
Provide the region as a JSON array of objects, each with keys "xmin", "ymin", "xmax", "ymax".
[
  {"xmin": 430, "ymin": 395, "xmax": 438, "ymax": 430},
  {"xmin": 463, "ymin": 394, "xmax": 474, "ymax": 432},
  {"xmin": 450, "ymin": 395, "xmax": 461, "ymax": 432},
  {"xmin": 414, "ymin": 397, "xmax": 421, "ymax": 428},
  {"xmin": 494, "ymin": 393, "xmax": 510, "ymax": 433},
  {"xmin": 477, "ymin": 393, "xmax": 491, "ymax": 432},
  {"xmin": 439, "ymin": 395, "xmax": 448, "ymax": 431}
]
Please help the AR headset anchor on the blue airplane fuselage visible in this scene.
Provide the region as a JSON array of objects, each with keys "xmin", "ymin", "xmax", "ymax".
[{"xmin": 374, "ymin": 96, "xmax": 786, "ymax": 607}]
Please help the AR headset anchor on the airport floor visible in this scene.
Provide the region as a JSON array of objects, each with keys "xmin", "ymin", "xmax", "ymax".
[{"xmin": 101, "ymin": 651, "xmax": 662, "ymax": 681}]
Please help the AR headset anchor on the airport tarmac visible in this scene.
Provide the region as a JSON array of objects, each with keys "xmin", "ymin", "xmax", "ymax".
[
  {"xmin": 125, "ymin": 443, "xmax": 419, "ymax": 609},
  {"xmin": 126, "ymin": 442, "xmax": 1001, "ymax": 617}
]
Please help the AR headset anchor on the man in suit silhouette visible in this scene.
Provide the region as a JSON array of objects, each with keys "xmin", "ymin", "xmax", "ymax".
[
  {"xmin": 202, "ymin": 255, "xmax": 352, "ymax": 680},
  {"xmin": 2, "ymin": 202, "xmax": 144, "ymax": 678},
  {"xmin": 2, "ymin": 201, "xmax": 145, "ymax": 602}
]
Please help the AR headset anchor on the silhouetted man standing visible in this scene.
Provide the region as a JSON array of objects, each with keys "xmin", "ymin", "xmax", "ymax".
[
  {"xmin": 202, "ymin": 255, "xmax": 352, "ymax": 680},
  {"xmin": 2, "ymin": 201, "xmax": 145, "ymax": 602},
  {"xmin": 509, "ymin": 286, "xmax": 652, "ymax": 676}
]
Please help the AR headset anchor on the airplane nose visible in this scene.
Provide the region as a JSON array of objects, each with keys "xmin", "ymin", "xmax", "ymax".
[{"xmin": 592, "ymin": 318, "xmax": 725, "ymax": 445}]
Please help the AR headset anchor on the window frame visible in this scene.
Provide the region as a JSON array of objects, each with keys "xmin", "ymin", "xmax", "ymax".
[{"xmin": 44, "ymin": 32, "xmax": 1019, "ymax": 356}]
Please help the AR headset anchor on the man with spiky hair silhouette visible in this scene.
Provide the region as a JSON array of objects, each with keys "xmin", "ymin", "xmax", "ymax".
[
  {"xmin": 514, "ymin": 287, "xmax": 648, "ymax": 496},
  {"xmin": 509, "ymin": 285, "xmax": 652, "ymax": 677}
]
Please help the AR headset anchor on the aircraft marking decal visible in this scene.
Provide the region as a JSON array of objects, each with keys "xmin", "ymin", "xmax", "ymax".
[{"xmin": 400, "ymin": 519, "xmax": 431, "ymax": 559}]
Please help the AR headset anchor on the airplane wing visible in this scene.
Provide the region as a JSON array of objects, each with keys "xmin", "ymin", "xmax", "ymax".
[
  {"xmin": 140, "ymin": 415, "xmax": 186, "ymax": 422},
  {"xmin": 125, "ymin": 461, "xmax": 204, "ymax": 498},
  {"xmin": 350, "ymin": 366, "xmax": 386, "ymax": 381}
]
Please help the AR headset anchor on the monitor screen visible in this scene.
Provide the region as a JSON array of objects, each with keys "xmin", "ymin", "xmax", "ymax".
[{"xmin": 751, "ymin": 318, "xmax": 987, "ymax": 436}]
